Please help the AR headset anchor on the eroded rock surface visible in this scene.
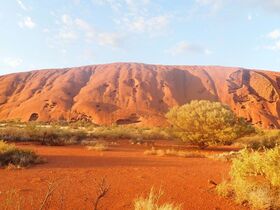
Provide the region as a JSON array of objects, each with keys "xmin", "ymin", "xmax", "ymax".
[{"xmin": 0, "ymin": 63, "xmax": 279, "ymax": 128}]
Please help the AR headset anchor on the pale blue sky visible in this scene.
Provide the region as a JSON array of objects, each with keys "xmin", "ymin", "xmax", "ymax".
[{"xmin": 1, "ymin": 0, "xmax": 280, "ymax": 75}]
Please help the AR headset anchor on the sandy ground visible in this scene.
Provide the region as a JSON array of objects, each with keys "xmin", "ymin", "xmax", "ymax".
[{"xmin": 0, "ymin": 141, "xmax": 246, "ymax": 210}]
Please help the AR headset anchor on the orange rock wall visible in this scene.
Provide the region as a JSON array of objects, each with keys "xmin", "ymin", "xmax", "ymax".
[{"xmin": 0, "ymin": 63, "xmax": 279, "ymax": 128}]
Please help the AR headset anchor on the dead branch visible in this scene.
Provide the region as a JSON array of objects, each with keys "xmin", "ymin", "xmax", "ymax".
[
  {"xmin": 38, "ymin": 178, "xmax": 61, "ymax": 210},
  {"xmin": 93, "ymin": 177, "xmax": 110, "ymax": 210}
]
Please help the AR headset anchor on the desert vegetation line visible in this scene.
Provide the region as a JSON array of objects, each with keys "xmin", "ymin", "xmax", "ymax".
[{"xmin": 3, "ymin": 100, "xmax": 280, "ymax": 209}]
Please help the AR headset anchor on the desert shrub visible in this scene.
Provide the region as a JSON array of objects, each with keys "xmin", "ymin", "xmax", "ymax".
[
  {"xmin": 216, "ymin": 147, "xmax": 280, "ymax": 209},
  {"xmin": 49, "ymin": 119, "xmax": 96, "ymax": 129},
  {"xmin": 0, "ymin": 141, "xmax": 43, "ymax": 168},
  {"xmin": 216, "ymin": 181, "xmax": 232, "ymax": 197},
  {"xmin": 134, "ymin": 188, "xmax": 182, "ymax": 210},
  {"xmin": 166, "ymin": 100, "xmax": 254, "ymax": 148},
  {"xmin": 238, "ymin": 129, "xmax": 280, "ymax": 150}
]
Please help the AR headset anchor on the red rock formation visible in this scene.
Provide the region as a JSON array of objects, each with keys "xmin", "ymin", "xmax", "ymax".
[{"xmin": 0, "ymin": 63, "xmax": 279, "ymax": 128}]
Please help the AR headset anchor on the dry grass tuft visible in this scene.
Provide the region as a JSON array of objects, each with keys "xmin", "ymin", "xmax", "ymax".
[
  {"xmin": 0, "ymin": 121, "xmax": 173, "ymax": 147},
  {"xmin": 144, "ymin": 147, "xmax": 205, "ymax": 158},
  {"xmin": 207, "ymin": 151, "xmax": 240, "ymax": 162},
  {"xmin": 237, "ymin": 129, "xmax": 280, "ymax": 150},
  {"xmin": 87, "ymin": 141, "xmax": 109, "ymax": 151},
  {"xmin": 134, "ymin": 188, "xmax": 182, "ymax": 210},
  {"xmin": 0, "ymin": 178, "xmax": 60, "ymax": 210}
]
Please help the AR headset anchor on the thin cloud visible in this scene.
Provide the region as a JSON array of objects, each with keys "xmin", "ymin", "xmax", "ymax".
[
  {"xmin": 98, "ymin": 32, "xmax": 123, "ymax": 47},
  {"xmin": 264, "ymin": 41, "xmax": 280, "ymax": 51},
  {"xmin": 247, "ymin": 14, "xmax": 252, "ymax": 21},
  {"xmin": 267, "ymin": 29, "xmax": 280, "ymax": 40},
  {"xmin": 3, "ymin": 58, "xmax": 23, "ymax": 68},
  {"xmin": 195, "ymin": 0, "xmax": 224, "ymax": 11},
  {"xmin": 167, "ymin": 41, "xmax": 211, "ymax": 56},
  {"xmin": 94, "ymin": 0, "xmax": 171, "ymax": 36},
  {"xmin": 195, "ymin": 0, "xmax": 280, "ymax": 14},
  {"xmin": 93, "ymin": 0, "xmax": 150, "ymax": 12},
  {"xmin": 263, "ymin": 29, "xmax": 280, "ymax": 51},
  {"xmin": 252, "ymin": 0, "xmax": 280, "ymax": 13},
  {"xmin": 122, "ymin": 15, "xmax": 171, "ymax": 35},
  {"xmin": 18, "ymin": 17, "xmax": 36, "ymax": 29},
  {"xmin": 16, "ymin": 0, "xmax": 28, "ymax": 11},
  {"xmin": 56, "ymin": 14, "xmax": 123, "ymax": 47},
  {"xmin": 58, "ymin": 30, "xmax": 77, "ymax": 41}
]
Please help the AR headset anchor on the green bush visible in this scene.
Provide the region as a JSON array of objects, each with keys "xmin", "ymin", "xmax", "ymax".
[
  {"xmin": 216, "ymin": 147, "xmax": 280, "ymax": 209},
  {"xmin": 0, "ymin": 141, "xmax": 43, "ymax": 168},
  {"xmin": 166, "ymin": 100, "xmax": 254, "ymax": 148}
]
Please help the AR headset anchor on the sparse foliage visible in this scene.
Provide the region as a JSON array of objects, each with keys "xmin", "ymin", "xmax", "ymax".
[
  {"xmin": 93, "ymin": 177, "xmax": 110, "ymax": 210},
  {"xmin": 134, "ymin": 188, "xmax": 182, "ymax": 210},
  {"xmin": 0, "ymin": 177, "xmax": 110, "ymax": 210},
  {"xmin": 0, "ymin": 141, "xmax": 43, "ymax": 168},
  {"xmin": 216, "ymin": 147, "xmax": 280, "ymax": 209},
  {"xmin": 86, "ymin": 141, "xmax": 109, "ymax": 151},
  {"xmin": 0, "ymin": 122, "xmax": 171, "ymax": 146},
  {"xmin": 144, "ymin": 147, "xmax": 205, "ymax": 158}
]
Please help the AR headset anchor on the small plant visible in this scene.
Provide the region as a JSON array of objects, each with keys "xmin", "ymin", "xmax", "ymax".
[
  {"xmin": 0, "ymin": 178, "xmax": 62, "ymax": 210},
  {"xmin": 134, "ymin": 188, "xmax": 182, "ymax": 210},
  {"xmin": 87, "ymin": 141, "xmax": 109, "ymax": 151},
  {"xmin": 0, "ymin": 141, "xmax": 43, "ymax": 168},
  {"xmin": 215, "ymin": 181, "xmax": 232, "ymax": 197}
]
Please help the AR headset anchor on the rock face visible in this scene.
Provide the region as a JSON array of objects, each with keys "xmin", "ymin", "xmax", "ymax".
[{"xmin": 0, "ymin": 63, "xmax": 280, "ymax": 128}]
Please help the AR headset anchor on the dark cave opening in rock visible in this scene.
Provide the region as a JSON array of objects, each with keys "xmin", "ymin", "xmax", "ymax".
[
  {"xmin": 115, "ymin": 113, "xmax": 141, "ymax": 125},
  {"xmin": 29, "ymin": 113, "xmax": 39, "ymax": 121}
]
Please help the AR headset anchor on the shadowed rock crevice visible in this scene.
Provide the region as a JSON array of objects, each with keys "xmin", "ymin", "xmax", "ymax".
[
  {"xmin": 115, "ymin": 113, "xmax": 141, "ymax": 125},
  {"xmin": 227, "ymin": 69, "xmax": 280, "ymax": 128},
  {"xmin": 29, "ymin": 113, "xmax": 39, "ymax": 121}
]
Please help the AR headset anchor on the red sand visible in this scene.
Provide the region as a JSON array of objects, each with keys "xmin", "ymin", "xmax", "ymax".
[{"xmin": 0, "ymin": 142, "xmax": 246, "ymax": 210}]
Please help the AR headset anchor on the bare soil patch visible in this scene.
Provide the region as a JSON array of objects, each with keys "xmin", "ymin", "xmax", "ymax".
[{"xmin": 0, "ymin": 141, "xmax": 246, "ymax": 210}]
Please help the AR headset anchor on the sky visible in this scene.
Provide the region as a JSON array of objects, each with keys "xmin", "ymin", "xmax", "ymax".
[{"xmin": 1, "ymin": 0, "xmax": 280, "ymax": 75}]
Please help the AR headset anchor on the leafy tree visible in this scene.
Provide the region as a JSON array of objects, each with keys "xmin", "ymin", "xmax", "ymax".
[{"xmin": 166, "ymin": 100, "xmax": 254, "ymax": 148}]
